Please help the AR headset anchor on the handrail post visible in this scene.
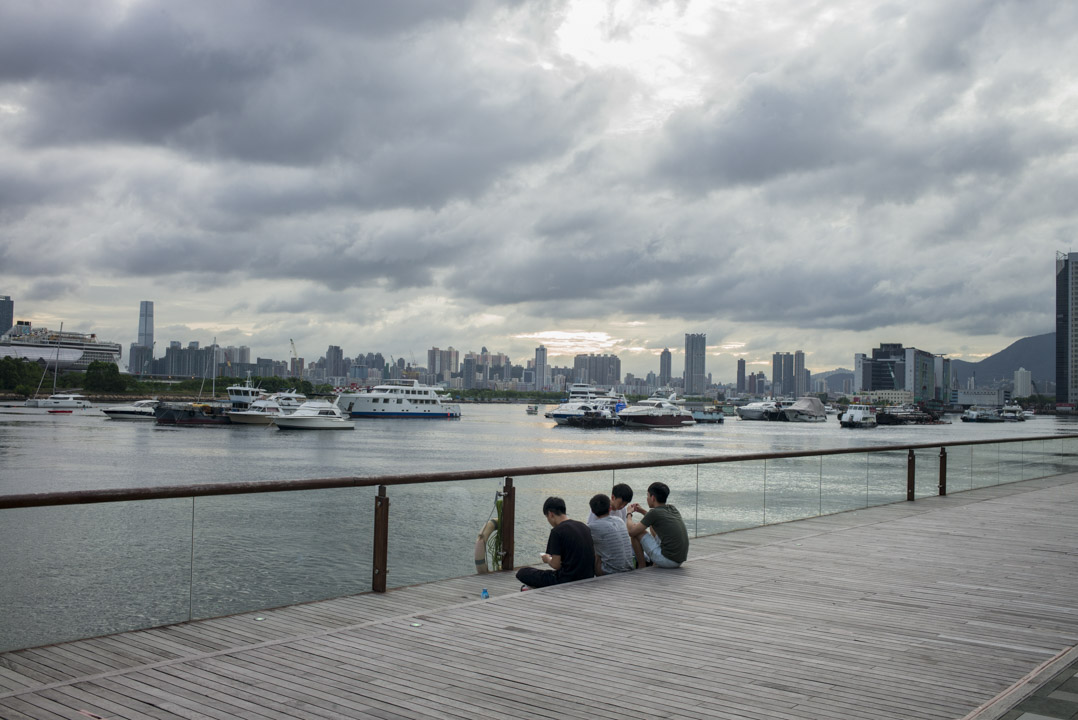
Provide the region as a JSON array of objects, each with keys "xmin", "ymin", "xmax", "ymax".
[
  {"xmin": 373, "ymin": 485, "xmax": 389, "ymax": 593},
  {"xmin": 500, "ymin": 477, "xmax": 515, "ymax": 571},
  {"xmin": 907, "ymin": 449, "xmax": 915, "ymax": 501},
  {"xmin": 938, "ymin": 447, "xmax": 947, "ymax": 496}
]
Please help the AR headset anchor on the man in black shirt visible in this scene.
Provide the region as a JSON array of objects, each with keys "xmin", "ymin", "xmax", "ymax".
[{"xmin": 516, "ymin": 496, "xmax": 596, "ymax": 590}]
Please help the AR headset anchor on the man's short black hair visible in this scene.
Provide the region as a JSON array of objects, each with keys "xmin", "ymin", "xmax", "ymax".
[
  {"xmin": 611, "ymin": 483, "xmax": 633, "ymax": 503},
  {"xmin": 647, "ymin": 482, "xmax": 670, "ymax": 504},
  {"xmin": 589, "ymin": 493, "xmax": 611, "ymax": 517},
  {"xmin": 543, "ymin": 496, "xmax": 567, "ymax": 516}
]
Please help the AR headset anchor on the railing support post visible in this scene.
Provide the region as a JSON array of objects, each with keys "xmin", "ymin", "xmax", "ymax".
[
  {"xmin": 500, "ymin": 477, "xmax": 515, "ymax": 571},
  {"xmin": 373, "ymin": 485, "xmax": 389, "ymax": 593},
  {"xmin": 907, "ymin": 449, "xmax": 916, "ymax": 501},
  {"xmin": 939, "ymin": 447, "xmax": 947, "ymax": 496}
]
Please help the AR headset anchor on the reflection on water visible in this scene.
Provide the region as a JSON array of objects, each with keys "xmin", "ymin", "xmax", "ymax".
[{"xmin": 1, "ymin": 404, "xmax": 1075, "ymax": 651}]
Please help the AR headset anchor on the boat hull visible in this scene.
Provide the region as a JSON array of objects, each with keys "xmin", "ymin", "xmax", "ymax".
[
  {"xmin": 274, "ymin": 418, "xmax": 354, "ymax": 430},
  {"xmin": 155, "ymin": 403, "xmax": 232, "ymax": 425},
  {"xmin": 225, "ymin": 412, "xmax": 278, "ymax": 425},
  {"xmin": 618, "ymin": 414, "xmax": 695, "ymax": 428},
  {"xmin": 102, "ymin": 410, "xmax": 156, "ymax": 420}
]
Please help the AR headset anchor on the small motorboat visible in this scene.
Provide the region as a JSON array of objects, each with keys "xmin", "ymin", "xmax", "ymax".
[{"xmin": 102, "ymin": 398, "xmax": 159, "ymax": 420}]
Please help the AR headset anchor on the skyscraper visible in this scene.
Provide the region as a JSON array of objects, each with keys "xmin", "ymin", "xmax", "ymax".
[
  {"xmin": 138, "ymin": 301, "xmax": 154, "ymax": 348},
  {"xmin": 684, "ymin": 333, "xmax": 706, "ymax": 395},
  {"xmin": 534, "ymin": 345, "xmax": 547, "ymax": 391},
  {"xmin": 659, "ymin": 348, "xmax": 672, "ymax": 387},
  {"xmin": 794, "ymin": 350, "xmax": 806, "ymax": 397},
  {"xmin": 0, "ymin": 295, "xmax": 12, "ymax": 336},
  {"xmin": 1058, "ymin": 252, "xmax": 1077, "ymax": 404},
  {"xmin": 736, "ymin": 358, "xmax": 746, "ymax": 394}
]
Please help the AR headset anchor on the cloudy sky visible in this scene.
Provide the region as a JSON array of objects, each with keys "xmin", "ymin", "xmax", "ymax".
[{"xmin": 1, "ymin": 0, "xmax": 1074, "ymax": 381}]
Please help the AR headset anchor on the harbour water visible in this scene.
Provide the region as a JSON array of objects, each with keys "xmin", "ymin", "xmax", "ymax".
[{"xmin": 2, "ymin": 403, "xmax": 1075, "ymax": 652}]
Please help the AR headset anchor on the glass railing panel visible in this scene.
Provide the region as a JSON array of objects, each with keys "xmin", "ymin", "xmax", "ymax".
[
  {"xmin": 0, "ymin": 499, "xmax": 194, "ymax": 653},
  {"xmin": 971, "ymin": 444, "xmax": 1000, "ymax": 488},
  {"xmin": 947, "ymin": 444, "xmax": 974, "ymax": 492},
  {"xmin": 190, "ymin": 487, "xmax": 375, "ymax": 619},
  {"xmin": 998, "ymin": 442, "xmax": 1025, "ymax": 485},
  {"xmin": 917, "ymin": 448, "xmax": 944, "ymax": 499},
  {"xmin": 763, "ymin": 456, "xmax": 823, "ymax": 525},
  {"xmin": 614, "ymin": 465, "xmax": 700, "ymax": 536},
  {"xmin": 821, "ymin": 453, "xmax": 870, "ymax": 514},
  {"xmin": 1063, "ymin": 437, "xmax": 1078, "ymax": 473},
  {"xmin": 866, "ymin": 450, "xmax": 909, "ymax": 506},
  {"xmin": 695, "ymin": 459, "xmax": 765, "ymax": 535},
  {"xmin": 1020, "ymin": 440, "xmax": 1048, "ymax": 481}
]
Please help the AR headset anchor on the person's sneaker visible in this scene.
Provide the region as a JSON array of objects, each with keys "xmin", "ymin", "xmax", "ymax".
[
  {"xmin": 645, "ymin": 560, "xmax": 654, "ymax": 567},
  {"xmin": 520, "ymin": 584, "xmax": 531, "ymax": 592}
]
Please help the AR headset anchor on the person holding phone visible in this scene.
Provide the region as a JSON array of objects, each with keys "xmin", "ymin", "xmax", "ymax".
[{"xmin": 516, "ymin": 496, "xmax": 595, "ymax": 590}]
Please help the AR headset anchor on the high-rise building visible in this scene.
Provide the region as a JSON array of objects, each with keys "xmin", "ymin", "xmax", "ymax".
[
  {"xmin": 793, "ymin": 350, "xmax": 806, "ymax": 397},
  {"xmin": 326, "ymin": 345, "xmax": 344, "ymax": 377},
  {"xmin": 659, "ymin": 348, "xmax": 672, "ymax": 387},
  {"xmin": 1014, "ymin": 367, "xmax": 1033, "ymax": 398},
  {"xmin": 535, "ymin": 345, "xmax": 548, "ymax": 391},
  {"xmin": 736, "ymin": 358, "xmax": 746, "ymax": 394},
  {"xmin": 684, "ymin": 334, "xmax": 706, "ymax": 395},
  {"xmin": 137, "ymin": 301, "xmax": 154, "ymax": 348},
  {"xmin": 1057, "ymin": 252, "xmax": 1078, "ymax": 404},
  {"xmin": 0, "ymin": 295, "xmax": 13, "ymax": 336}
]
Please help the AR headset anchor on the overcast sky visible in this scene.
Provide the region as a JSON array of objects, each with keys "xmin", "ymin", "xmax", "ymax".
[{"xmin": 1, "ymin": 0, "xmax": 1074, "ymax": 380}]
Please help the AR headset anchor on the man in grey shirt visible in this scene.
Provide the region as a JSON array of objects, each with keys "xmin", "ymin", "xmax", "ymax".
[{"xmin": 587, "ymin": 493, "xmax": 635, "ymax": 575}]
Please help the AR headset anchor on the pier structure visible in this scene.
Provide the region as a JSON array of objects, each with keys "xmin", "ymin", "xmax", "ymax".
[{"xmin": 1, "ymin": 470, "xmax": 1077, "ymax": 718}]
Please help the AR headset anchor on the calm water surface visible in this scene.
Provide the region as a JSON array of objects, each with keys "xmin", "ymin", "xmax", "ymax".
[{"xmin": 2, "ymin": 403, "xmax": 1074, "ymax": 651}]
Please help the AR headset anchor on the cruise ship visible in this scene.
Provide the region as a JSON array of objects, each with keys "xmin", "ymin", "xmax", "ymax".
[
  {"xmin": 0, "ymin": 326, "xmax": 123, "ymax": 372},
  {"xmin": 337, "ymin": 379, "xmax": 462, "ymax": 418}
]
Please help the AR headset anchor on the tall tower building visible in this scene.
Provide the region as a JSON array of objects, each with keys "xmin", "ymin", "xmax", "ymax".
[
  {"xmin": 794, "ymin": 350, "xmax": 806, "ymax": 397},
  {"xmin": 684, "ymin": 333, "xmax": 706, "ymax": 395},
  {"xmin": 1058, "ymin": 252, "xmax": 1077, "ymax": 404},
  {"xmin": 659, "ymin": 348, "xmax": 672, "ymax": 387},
  {"xmin": 534, "ymin": 345, "xmax": 548, "ymax": 391},
  {"xmin": 736, "ymin": 358, "xmax": 746, "ymax": 394},
  {"xmin": 0, "ymin": 295, "xmax": 12, "ymax": 336},
  {"xmin": 137, "ymin": 301, "xmax": 154, "ymax": 348}
]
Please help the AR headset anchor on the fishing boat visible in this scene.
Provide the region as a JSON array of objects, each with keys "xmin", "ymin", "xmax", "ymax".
[
  {"xmin": 687, "ymin": 404, "xmax": 725, "ymax": 424},
  {"xmin": 337, "ymin": 379, "xmax": 461, "ymax": 419},
  {"xmin": 839, "ymin": 404, "xmax": 877, "ymax": 428},
  {"xmin": 525, "ymin": 405, "xmax": 539, "ymax": 415},
  {"xmin": 275, "ymin": 399, "xmax": 354, "ymax": 430}
]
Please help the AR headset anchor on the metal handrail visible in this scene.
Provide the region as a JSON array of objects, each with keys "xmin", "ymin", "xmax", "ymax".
[{"xmin": 3, "ymin": 433, "xmax": 1075, "ymax": 509}]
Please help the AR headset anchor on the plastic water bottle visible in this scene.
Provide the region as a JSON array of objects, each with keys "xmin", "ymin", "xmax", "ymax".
[{"xmin": 480, "ymin": 588, "xmax": 489, "ymax": 599}]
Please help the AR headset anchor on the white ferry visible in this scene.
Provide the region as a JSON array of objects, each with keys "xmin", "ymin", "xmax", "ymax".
[{"xmin": 337, "ymin": 379, "xmax": 461, "ymax": 419}]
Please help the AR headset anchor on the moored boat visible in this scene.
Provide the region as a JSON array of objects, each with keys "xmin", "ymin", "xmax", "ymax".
[
  {"xmin": 617, "ymin": 394, "xmax": 695, "ymax": 428},
  {"xmin": 275, "ymin": 399, "xmax": 354, "ymax": 430},
  {"xmin": 688, "ymin": 404, "xmax": 725, "ymax": 424},
  {"xmin": 34, "ymin": 393, "xmax": 93, "ymax": 409},
  {"xmin": 735, "ymin": 400, "xmax": 791, "ymax": 421},
  {"xmin": 960, "ymin": 407, "xmax": 1004, "ymax": 423},
  {"xmin": 545, "ymin": 384, "xmax": 627, "ymax": 425},
  {"xmin": 226, "ymin": 391, "xmax": 307, "ymax": 425},
  {"xmin": 155, "ymin": 402, "xmax": 232, "ymax": 425},
  {"xmin": 780, "ymin": 397, "xmax": 827, "ymax": 422},
  {"xmin": 102, "ymin": 398, "xmax": 159, "ymax": 420},
  {"xmin": 337, "ymin": 379, "xmax": 461, "ymax": 418},
  {"xmin": 839, "ymin": 404, "xmax": 877, "ymax": 428},
  {"xmin": 562, "ymin": 406, "xmax": 622, "ymax": 428}
]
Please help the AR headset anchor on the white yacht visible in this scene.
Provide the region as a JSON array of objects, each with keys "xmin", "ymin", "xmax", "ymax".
[
  {"xmin": 337, "ymin": 379, "xmax": 461, "ymax": 419},
  {"xmin": 30, "ymin": 393, "xmax": 93, "ymax": 409},
  {"xmin": 226, "ymin": 390, "xmax": 308, "ymax": 425},
  {"xmin": 274, "ymin": 399, "xmax": 354, "ymax": 430},
  {"xmin": 617, "ymin": 394, "xmax": 695, "ymax": 428},
  {"xmin": 102, "ymin": 398, "xmax": 159, "ymax": 420},
  {"xmin": 545, "ymin": 384, "xmax": 626, "ymax": 425}
]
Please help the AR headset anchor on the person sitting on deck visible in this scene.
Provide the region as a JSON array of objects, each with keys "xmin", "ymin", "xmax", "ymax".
[
  {"xmin": 586, "ymin": 493, "xmax": 635, "ymax": 576},
  {"xmin": 516, "ymin": 496, "xmax": 596, "ymax": 590},
  {"xmin": 585, "ymin": 482, "xmax": 647, "ymax": 569},
  {"xmin": 626, "ymin": 481, "xmax": 689, "ymax": 569}
]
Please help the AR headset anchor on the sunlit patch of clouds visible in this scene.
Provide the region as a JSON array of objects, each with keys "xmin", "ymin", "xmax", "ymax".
[{"xmin": 513, "ymin": 330, "xmax": 622, "ymax": 358}]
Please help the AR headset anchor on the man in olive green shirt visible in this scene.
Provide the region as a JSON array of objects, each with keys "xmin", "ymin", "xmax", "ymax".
[{"xmin": 626, "ymin": 481, "xmax": 689, "ymax": 568}]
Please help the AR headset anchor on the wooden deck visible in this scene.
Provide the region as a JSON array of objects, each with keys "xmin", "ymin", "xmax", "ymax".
[{"xmin": 2, "ymin": 473, "xmax": 1077, "ymax": 719}]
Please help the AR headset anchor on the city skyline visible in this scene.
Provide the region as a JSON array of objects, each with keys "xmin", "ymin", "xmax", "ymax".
[{"xmin": 1, "ymin": 3, "xmax": 1072, "ymax": 380}]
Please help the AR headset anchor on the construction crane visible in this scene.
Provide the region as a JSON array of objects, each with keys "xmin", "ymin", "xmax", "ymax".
[{"xmin": 290, "ymin": 339, "xmax": 300, "ymax": 378}]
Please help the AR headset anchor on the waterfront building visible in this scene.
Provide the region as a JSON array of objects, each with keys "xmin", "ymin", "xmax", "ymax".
[
  {"xmin": 1057, "ymin": 252, "xmax": 1078, "ymax": 404},
  {"xmin": 535, "ymin": 345, "xmax": 547, "ymax": 391},
  {"xmin": 684, "ymin": 333, "xmax": 706, "ymax": 395},
  {"xmin": 659, "ymin": 348, "xmax": 672, "ymax": 387},
  {"xmin": 736, "ymin": 358, "xmax": 746, "ymax": 394},
  {"xmin": 573, "ymin": 353, "xmax": 621, "ymax": 387},
  {"xmin": 1014, "ymin": 367, "xmax": 1032, "ymax": 398},
  {"xmin": 0, "ymin": 295, "xmax": 11, "ymax": 336}
]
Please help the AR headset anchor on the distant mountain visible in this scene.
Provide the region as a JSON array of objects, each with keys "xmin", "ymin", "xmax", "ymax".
[{"xmin": 950, "ymin": 333, "xmax": 1053, "ymax": 389}]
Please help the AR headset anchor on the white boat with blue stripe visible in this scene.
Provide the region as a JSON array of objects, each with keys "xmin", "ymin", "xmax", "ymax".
[{"xmin": 337, "ymin": 379, "xmax": 461, "ymax": 419}]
